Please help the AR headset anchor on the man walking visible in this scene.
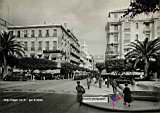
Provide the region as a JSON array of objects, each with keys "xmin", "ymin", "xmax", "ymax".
[
  {"xmin": 76, "ymin": 81, "xmax": 85, "ymax": 106},
  {"xmin": 112, "ymin": 79, "xmax": 117, "ymax": 93},
  {"xmin": 87, "ymin": 77, "xmax": 91, "ymax": 89}
]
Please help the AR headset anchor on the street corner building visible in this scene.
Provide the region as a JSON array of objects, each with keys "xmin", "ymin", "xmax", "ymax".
[
  {"xmin": 105, "ymin": 9, "xmax": 160, "ymax": 60},
  {"xmin": 7, "ymin": 24, "xmax": 94, "ymax": 75}
]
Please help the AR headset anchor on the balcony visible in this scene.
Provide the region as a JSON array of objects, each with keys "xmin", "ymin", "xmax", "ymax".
[
  {"xmin": 107, "ymin": 42, "xmax": 119, "ymax": 46},
  {"xmin": 70, "ymin": 43, "xmax": 80, "ymax": 53},
  {"xmin": 43, "ymin": 49, "xmax": 65, "ymax": 55},
  {"xmin": 70, "ymin": 56, "xmax": 80, "ymax": 65},
  {"xmin": 108, "ymin": 19, "xmax": 121, "ymax": 25},
  {"xmin": 70, "ymin": 50, "xmax": 80, "ymax": 59},
  {"xmin": 108, "ymin": 31, "xmax": 119, "ymax": 35}
]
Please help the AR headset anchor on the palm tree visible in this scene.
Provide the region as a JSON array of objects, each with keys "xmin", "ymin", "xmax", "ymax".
[
  {"xmin": 0, "ymin": 31, "xmax": 24, "ymax": 79},
  {"xmin": 125, "ymin": 38, "xmax": 160, "ymax": 79}
]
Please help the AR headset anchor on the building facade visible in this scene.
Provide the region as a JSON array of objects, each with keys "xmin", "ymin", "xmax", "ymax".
[
  {"xmin": 0, "ymin": 18, "xmax": 12, "ymax": 31},
  {"xmin": 94, "ymin": 55, "xmax": 105, "ymax": 63},
  {"xmin": 105, "ymin": 9, "xmax": 160, "ymax": 60},
  {"xmin": 8, "ymin": 24, "xmax": 81, "ymax": 68},
  {"xmin": 80, "ymin": 41, "xmax": 94, "ymax": 70}
]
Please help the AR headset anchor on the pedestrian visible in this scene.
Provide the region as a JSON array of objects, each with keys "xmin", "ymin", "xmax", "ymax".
[
  {"xmin": 76, "ymin": 81, "xmax": 85, "ymax": 106},
  {"xmin": 93, "ymin": 77, "xmax": 96, "ymax": 84},
  {"xmin": 99, "ymin": 77, "xmax": 103, "ymax": 88},
  {"xmin": 105, "ymin": 78, "xmax": 107, "ymax": 85},
  {"xmin": 87, "ymin": 77, "xmax": 91, "ymax": 89},
  {"xmin": 107, "ymin": 77, "xmax": 110, "ymax": 88},
  {"xmin": 123, "ymin": 83, "xmax": 132, "ymax": 107},
  {"xmin": 112, "ymin": 79, "xmax": 117, "ymax": 93}
]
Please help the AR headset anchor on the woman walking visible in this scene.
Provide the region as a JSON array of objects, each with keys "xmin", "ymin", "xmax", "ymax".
[{"xmin": 123, "ymin": 83, "xmax": 132, "ymax": 107}]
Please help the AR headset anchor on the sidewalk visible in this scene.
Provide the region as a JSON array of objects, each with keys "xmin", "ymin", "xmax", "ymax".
[
  {"xmin": 81, "ymin": 81, "xmax": 160, "ymax": 112},
  {"xmin": 82, "ymin": 81, "xmax": 113, "ymax": 96}
]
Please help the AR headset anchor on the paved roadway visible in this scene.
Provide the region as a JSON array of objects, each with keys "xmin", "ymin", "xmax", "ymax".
[{"xmin": 0, "ymin": 80, "xmax": 159, "ymax": 113}]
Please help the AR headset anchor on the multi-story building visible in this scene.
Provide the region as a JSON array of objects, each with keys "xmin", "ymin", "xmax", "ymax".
[
  {"xmin": 8, "ymin": 24, "xmax": 81, "ymax": 70},
  {"xmin": 94, "ymin": 55, "xmax": 105, "ymax": 63},
  {"xmin": 80, "ymin": 41, "xmax": 94, "ymax": 70},
  {"xmin": 0, "ymin": 18, "xmax": 12, "ymax": 31},
  {"xmin": 105, "ymin": 9, "xmax": 160, "ymax": 60}
]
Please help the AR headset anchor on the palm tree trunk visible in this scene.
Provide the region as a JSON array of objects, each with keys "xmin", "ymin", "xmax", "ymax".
[
  {"xmin": 2, "ymin": 55, "xmax": 7, "ymax": 79},
  {"xmin": 144, "ymin": 59, "xmax": 149, "ymax": 79}
]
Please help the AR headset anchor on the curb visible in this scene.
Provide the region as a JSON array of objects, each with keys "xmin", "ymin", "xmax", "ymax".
[
  {"xmin": 81, "ymin": 102, "xmax": 160, "ymax": 112},
  {"xmin": 82, "ymin": 94, "xmax": 160, "ymax": 112}
]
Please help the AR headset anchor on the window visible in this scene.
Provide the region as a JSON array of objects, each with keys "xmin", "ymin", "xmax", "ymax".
[
  {"xmin": 146, "ymin": 34, "xmax": 150, "ymax": 39},
  {"xmin": 53, "ymin": 29, "xmax": 57, "ymax": 37},
  {"xmin": 17, "ymin": 31, "xmax": 20, "ymax": 37},
  {"xmin": 10, "ymin": 31, "xmax": 13, "ymax": 36},
  {"xmin": 24, "ymin": 41, "xmax": 28, "ymax": 51},
  {"xmin": 114, "ymin": 13, "xmax": 118, "ymax": 18},
  {"xmin": 24, "ymin": 30, "xmax": 28, "ymax": 37},
  {"xmin": 31, "ymin": 30, "xmax": 35, "ymax": 37},
  {"xmin": 114, "ymin": 34, "xmax": 118, "ymax": 42},
  {"xmin": 31, "ymin": 41, "xmax": 35, "ymax": 51},
  {"xmin": 45, "ymin": 41, "xmax": 49, "ymax": 50},
  {"xmin": 124, "ymin": 22, "xmax": 130, "ymax": 31},
  {"xmin": 53, "ymin": 41, "xmax": 57, "ymax": 50},
  {"xmin": 124, "ymin": 34, "xmax": 130, "ymax": 44},
  {"xmin": 115, "ymin": 46, "xmax": 118, "ymax": 53},
  {"xmin": 38, "ymin": 30, "xmax": 42, "ymax": 37},
  {"xmin": 145, "ymin": 23, "xmax": 150, "ymax": 29},
  {"xmin": 46, "ymin": 29, "xmax": 49, "ymax": 37},
  {"xmin": 136, "ymin": 23, "xmax": 138, "ymax": 29},
  {"xmin": 114, "ymin": 25, "xmax": 118, "ymax": 30},
  {"xmin": 38, "ymin": 41, "xmax": 42, "ymax": 50}
]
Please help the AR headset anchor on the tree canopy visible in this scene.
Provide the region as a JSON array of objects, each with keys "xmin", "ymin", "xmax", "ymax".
[
  {"xmin": 124, "ymin": 0, "xmax": 160, "ymax": 17},
  {"xmin": 105, "ymin": 59, "xmax": 128, "ymax": 75},
  {"xmin": 0, "ymin": 31, "xmax": 24, "ymax": 79},
  {"xmin": 125, "ymin": 38, "xmax": 160, "ymax": 79},
  {"xmin": 95, "ymin": 62, "xmax": 105, "ymax": 74}
]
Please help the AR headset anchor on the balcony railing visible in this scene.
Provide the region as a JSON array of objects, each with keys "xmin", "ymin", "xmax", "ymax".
[
  {"xmin": 107, "ymin": 42, "xmax": 119, "ymax": 46},
  {"xmin": 71, "ymin": 50, "xmax": 80, "ymax": 59},
  {"xmin": 43, "ymin": 50, "xmax": 65, "ymax": 55},
  {"xmin": 70, "ymin": 43, "xmax": 80, "ymax": 53}
]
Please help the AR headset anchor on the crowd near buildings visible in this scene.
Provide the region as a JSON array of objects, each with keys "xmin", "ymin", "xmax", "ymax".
[
  {"xmin": 105, "ymin": 9, "xmax": 160, "ymax": 60},
  {"xmin": 0, "ymin": 18, "xmax": 95, "ymax": 76}
]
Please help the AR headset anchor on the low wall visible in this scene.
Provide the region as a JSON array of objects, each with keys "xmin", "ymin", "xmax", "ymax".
[{"xmin": 118, "ymin": 84, "xmax": 160, "ymax": 102}]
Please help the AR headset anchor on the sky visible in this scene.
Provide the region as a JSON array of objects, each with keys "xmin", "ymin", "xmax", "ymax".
[{"xmin": 0, "ymin": 0, "xmax": 129, "ymax": 56}]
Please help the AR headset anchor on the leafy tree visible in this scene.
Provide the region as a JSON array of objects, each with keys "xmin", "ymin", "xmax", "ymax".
[
  {"xmin": 0, "ymin": 31, "xmax": 24, "ymax": 79},
  {"xmin": 15, "ymin": 57, "xmax": 57, "ymax": 70},
  {"xmin": 61, "ymin": 62, "xmax": 73, "ymax": 78},
  {"xmin": 125, "ymin": 38, "xmax": 160, "ymax": 79},
  {"xmin": 95, "ymin": 62, "xmax": 105, "ymax": 74},
  {"xmin": 105, "ymin": 59, "xmax": 126, "ymax": 75},
  {"xmin": 124, "ymin": 0, "xmax": 160, "ymax": 17}
]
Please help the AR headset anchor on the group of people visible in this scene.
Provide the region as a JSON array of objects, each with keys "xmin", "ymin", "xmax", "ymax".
[
  {"xmin": 110, "ymin": 78, "xmax": 132, "ymax": 107},
  {"xmin": 76, "ymin": 77, "xmax": 132, "ymax": 107}
]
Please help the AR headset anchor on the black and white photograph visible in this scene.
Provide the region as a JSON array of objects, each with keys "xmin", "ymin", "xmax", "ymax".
[{"xmin": 0, "ymin": 0, "xmax": 160, "ymax": 113}]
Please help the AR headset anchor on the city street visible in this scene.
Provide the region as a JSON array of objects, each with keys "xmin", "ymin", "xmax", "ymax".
[
  {"xmin": 0, "ymin": 80, "xmax": 159, "ymax": 113},
  {"xmin": 0, "ymin": 80, "xmax": 112, "ymax": 113}
]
